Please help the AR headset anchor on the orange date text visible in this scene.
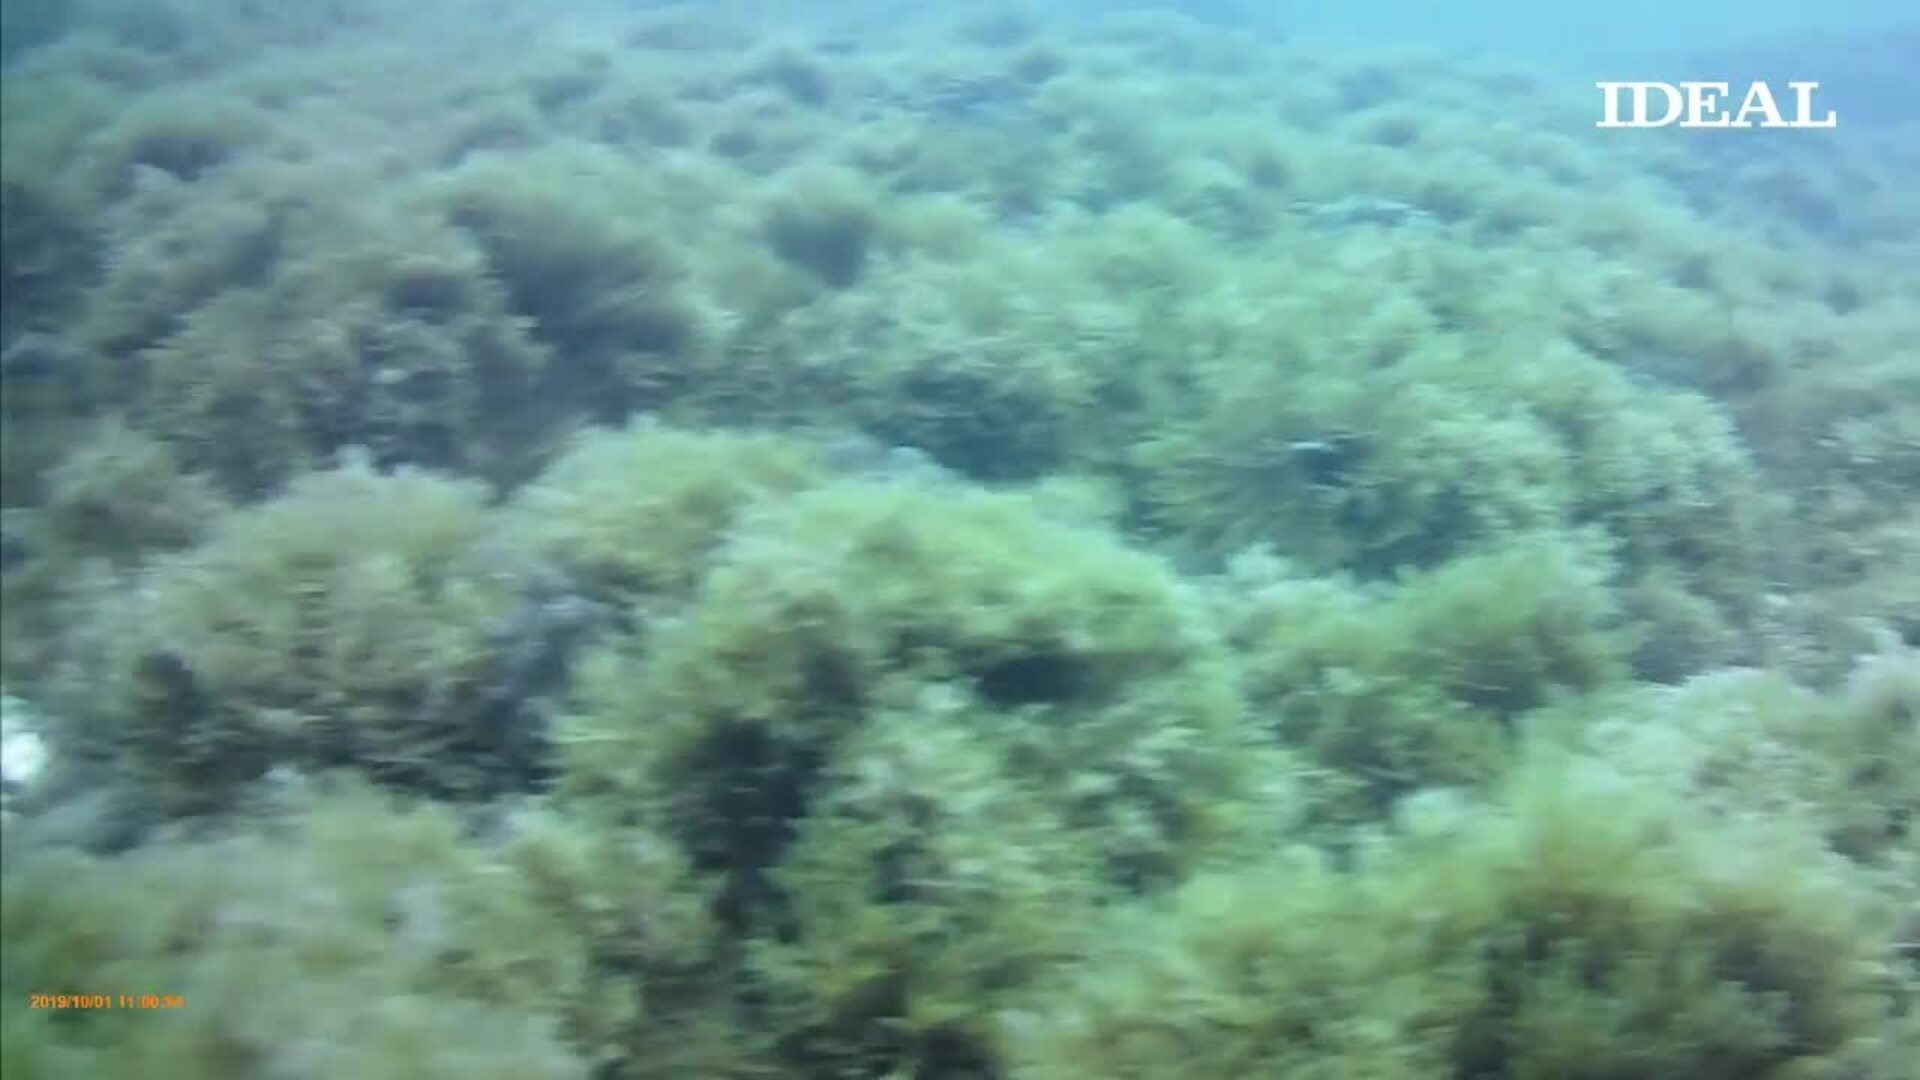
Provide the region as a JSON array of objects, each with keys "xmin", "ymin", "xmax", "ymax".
[{"xmin": 28, "ymin": 993, "xmax": 184, "ymax": 1010}]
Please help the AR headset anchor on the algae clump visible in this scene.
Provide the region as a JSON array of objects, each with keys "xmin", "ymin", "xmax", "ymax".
[{"xmin": 55, "ymin": 459, "xmax": 538, "ymax": 815}]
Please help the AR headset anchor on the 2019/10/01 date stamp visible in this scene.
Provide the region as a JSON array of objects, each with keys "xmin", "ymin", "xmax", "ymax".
[{"xmin": 29, "ymin": 993, "xmax": 184, "ymax": 1010}]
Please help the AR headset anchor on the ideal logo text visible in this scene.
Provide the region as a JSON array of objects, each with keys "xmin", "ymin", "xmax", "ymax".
[{"xmin": 1595, "ymin": 81, "xmax": 1837, "ymax": 129}]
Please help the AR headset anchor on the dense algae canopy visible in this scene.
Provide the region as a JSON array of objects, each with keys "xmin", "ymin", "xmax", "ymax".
[{"xmin": 2, "ymin": 3, "xmax": 1917, "ymax": 1079}]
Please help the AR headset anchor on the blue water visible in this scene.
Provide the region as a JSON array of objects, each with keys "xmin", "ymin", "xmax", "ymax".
[
  {"xmin": 817, "ymin": 0, "xmax": 1918, "ymax": 128},
  {"xmin": 1071, "ymin": 0, "xmax": 1919, "ymax": 135},
  {"xmin": 1265, "ymin": 0, "xmax": 1916, "ymax": 64}
]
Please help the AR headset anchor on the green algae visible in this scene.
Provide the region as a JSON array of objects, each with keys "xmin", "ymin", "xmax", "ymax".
[{"xmin": 0, "ymin": 4, "xmax": 1914, "ymax": 1078}]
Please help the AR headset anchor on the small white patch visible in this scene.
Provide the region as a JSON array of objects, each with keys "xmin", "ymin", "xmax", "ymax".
[{"xmin": 1, "ymin": 694, "xmax": 50, "ymax": 790}]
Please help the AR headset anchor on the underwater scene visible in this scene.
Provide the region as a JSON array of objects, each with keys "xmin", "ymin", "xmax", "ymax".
[{"xmin": 1, "ymin": 1, "xmax": 1916, "ymax": 1077}]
